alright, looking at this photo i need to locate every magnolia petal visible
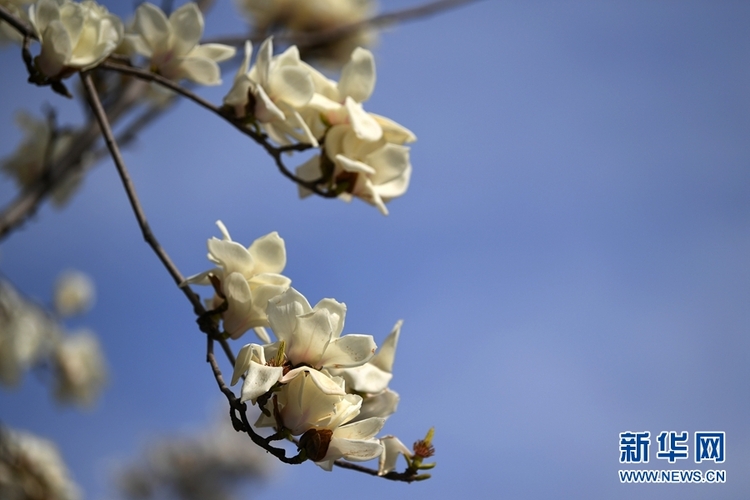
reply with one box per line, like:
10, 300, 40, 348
59, 5, 83, 48
222, 273, 255, 338
231, 343, 255, 386
367, 143, 410, 186
339, 47, 375, 103
235, 40, 252, 78
335, 417, 386, 441
248, 232, 286, 275
371, 320, 401, 373
378, 435, 412, 475
280, 366, 346, 395
371, 113, 417, 144
255, 36, 272, 85
345, 97, 382, 141
190, 43, 236, 62
207, 238, 254, 277
38, 21, 70, 77
267, 288, 311, 338
324, 436, 384, 463
253, 326, 272, 344
269, 66, 314, 108
177, 56, 221, 85
356, 389, 399, 421
333, 362, 392, 394
312, 298, 346, 338
295, 156, 320, 199
134, 2, 170, 55
241, 359, 283, 402
334, 154, 376, 175
375, 163, 411, 201
32, 0, 61, 34
321, 334, 376, 368
169, 2, 203, 57
253, 84, 286, 122
288, 308, 333, 366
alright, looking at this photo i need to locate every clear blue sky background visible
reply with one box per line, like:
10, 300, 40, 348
1, 1, 749, 499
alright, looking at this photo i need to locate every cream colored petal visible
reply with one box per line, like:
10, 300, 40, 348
207, 238, 254, 276
253, 84, 285, 122
248, 231, 286, 275
324, 436, 384, 463
339, 47, 375, 103
287, 308, 333, 366
266, 288, 311, 339
134, 2, 170, 54
280, 366, 346, 395
169, 2, 203, 57
367, 143, 410, 182
38, 21, 71, 77
371, 113, 417, 144
334, 417, 385, 441
269, 66, 314, 108
356, 389, 399, 421
378, 435, 412, 475
345, 97, 381, 141
334, 154, 376, 175
176, 56, 221, 85
321, 334, 376, 369
371, 320, 401, 373
312, 298, 346, 338
253, 326, 271, 344
255, 36, 272, 85
189, 43, 236, 62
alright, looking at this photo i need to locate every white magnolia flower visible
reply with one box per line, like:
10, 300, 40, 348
127, 2, 235, 85
0, 427, 82, 500
0, 281, 60, 386
254, 369, 360, 435
182, 221, 290, 340
266, 287, 376, 370
254, 370, 385, 469
0, 111, 85, 208
297, 122, 413, 215
53, 270, 95, 317
53, 329, 107, 407
224, 38, 317, 146
29, 0, 124, 78
378, 435, 412, 476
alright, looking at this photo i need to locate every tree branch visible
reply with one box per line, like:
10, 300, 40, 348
79, 71, 205, 314
206, 0, 481, 49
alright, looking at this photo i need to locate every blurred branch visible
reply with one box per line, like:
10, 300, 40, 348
79, 72, 206, 316
0, 4, 36, 40
207, 0, 482, 48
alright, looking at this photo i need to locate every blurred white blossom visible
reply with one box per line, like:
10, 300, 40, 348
1, 111, 86, 208
234, 0, 377, 66
127, 2, 235, 85
183, 221, 290, 340
0, 427, 81, 500
28, 0, 124, 78
0, 281, 60, 387
53, 270, 95, 317
117, 416, 273, 500
52, 329, 107, 407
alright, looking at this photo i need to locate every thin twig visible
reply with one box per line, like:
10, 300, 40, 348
206, 0, 481, 49
98, 61, 335, 197
79, 71, 205, 315
0, 4, 36, 41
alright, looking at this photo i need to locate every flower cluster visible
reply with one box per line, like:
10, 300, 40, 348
224, 39, 416, 215
186, 223, 424, 473
17, 0, 235, 85
0, 272, 107, 408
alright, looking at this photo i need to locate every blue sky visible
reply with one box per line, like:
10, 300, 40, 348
1, 1, 749, 499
